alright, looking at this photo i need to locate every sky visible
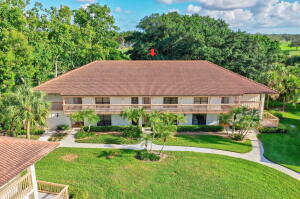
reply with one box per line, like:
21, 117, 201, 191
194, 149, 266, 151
31, 0, 300, 34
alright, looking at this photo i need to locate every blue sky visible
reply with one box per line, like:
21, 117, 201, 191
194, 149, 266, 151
31, 0, 300, 34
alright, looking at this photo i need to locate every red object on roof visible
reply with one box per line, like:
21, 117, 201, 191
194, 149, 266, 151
34, 60, 277, 96
0, 137, 58, 186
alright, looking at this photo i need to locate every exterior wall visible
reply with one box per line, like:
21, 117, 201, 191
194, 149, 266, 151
151, 97, 163, 104
112, 115, 131, 126
82, 97, 95, 104
240, 94, 260, 102
47, 111, 71, 129
179, 97, 193, 104
46, 94, 63, 102
209, 97, 221, 104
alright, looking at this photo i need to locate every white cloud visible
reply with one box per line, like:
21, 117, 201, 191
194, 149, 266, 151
124, 10, 132, 14
76, 0, 95, 3
183, 0, 300, 31
167, 8, 180, 13
115, 7, 122, 12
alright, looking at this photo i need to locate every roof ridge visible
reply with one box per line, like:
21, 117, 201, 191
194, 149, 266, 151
204, 60, 278, 94
34, 61, 99, 91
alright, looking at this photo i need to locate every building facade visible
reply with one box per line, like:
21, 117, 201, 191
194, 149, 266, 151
34, 60, 276, 129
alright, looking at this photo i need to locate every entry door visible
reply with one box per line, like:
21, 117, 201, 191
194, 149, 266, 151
192, 114, 206, 125
142, 97, 151, 109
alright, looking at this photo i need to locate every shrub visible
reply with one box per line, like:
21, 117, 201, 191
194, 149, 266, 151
122, 126, 142, 138
57, 124, 69, 131
83, 126, 127, 132
177, 125, 223, 132
272, 112, 283, 119
75, 130, 95, 139
70, 188, 89, 199
136, 150, 160, 161
18, 129, 45, 135
232, 134, 243, 141
99, 150, 121, 159
48, 133, 67, 141
259, 127, 288, 134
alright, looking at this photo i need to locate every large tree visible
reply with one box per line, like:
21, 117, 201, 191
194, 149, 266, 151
126, 12, 281, 80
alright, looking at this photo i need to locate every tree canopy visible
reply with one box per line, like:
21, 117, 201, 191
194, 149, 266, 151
126, 12, 281, 80
0, 0, 127, 93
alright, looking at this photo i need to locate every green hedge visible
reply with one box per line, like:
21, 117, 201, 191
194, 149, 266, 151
259, 127, 288, 134
57, 124, 70, 131
83, 126, 128, 132
177, 125, 224, 132
18, 129, 45, 135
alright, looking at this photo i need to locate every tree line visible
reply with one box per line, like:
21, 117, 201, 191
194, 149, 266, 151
0, 1, 299, 106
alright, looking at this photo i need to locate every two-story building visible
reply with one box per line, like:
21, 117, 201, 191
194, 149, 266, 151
34, 60, 278, 129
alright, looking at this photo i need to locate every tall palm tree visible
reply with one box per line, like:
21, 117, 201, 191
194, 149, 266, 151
15, 86, 50, 139
121, 107, 146, 126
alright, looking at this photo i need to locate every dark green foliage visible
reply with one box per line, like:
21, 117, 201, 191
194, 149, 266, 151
259, 127, 288, 134
232, 134, 243, 141
126, 12, 281, 79
75, 130, 95, 139
99, 150, 121, 159
83, 126, 127, 132
56, 124, 69, 131
177, 125, 224, 132
122, 126, 142, 138
272, 112, 284, 119
136, 150, 160, 161
18, 129, 45, 135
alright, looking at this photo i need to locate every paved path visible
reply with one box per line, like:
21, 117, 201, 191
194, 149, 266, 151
38, 130, 56, 141
60, 129, 300, 180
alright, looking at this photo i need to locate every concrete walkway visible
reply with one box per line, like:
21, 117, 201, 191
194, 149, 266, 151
60, 129, 300, 181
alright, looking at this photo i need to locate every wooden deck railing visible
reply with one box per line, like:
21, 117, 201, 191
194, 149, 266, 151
0, 173, 33, 199
63, 102, 260, 114
262, 112, 279, 127
37, 180, 69, 199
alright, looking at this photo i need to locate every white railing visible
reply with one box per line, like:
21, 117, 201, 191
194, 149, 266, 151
262, 112, 279, 127
37, 180, 69, 199
0, 173, 33, 199
63, 102, 260, 114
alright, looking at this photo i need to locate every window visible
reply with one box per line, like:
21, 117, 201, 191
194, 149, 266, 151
65, 97, 82, 104
221, 97, 230, 104
97, 115, 111, 126
163, 97, 178, 104
192, 114, 206, 125
194, 97, 208, 104
95, 97, 110, 104
131, 97, 139, 104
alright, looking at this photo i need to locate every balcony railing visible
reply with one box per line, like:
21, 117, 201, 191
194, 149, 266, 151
63, 102, 260, 114
0, 173, 69, 199
262, 112, 279, 127
37, 180, 69, 199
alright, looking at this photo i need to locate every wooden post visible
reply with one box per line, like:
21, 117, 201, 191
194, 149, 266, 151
259, 94, 265, 120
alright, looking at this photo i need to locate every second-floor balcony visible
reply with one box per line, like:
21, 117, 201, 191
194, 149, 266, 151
60, 102, 260, 114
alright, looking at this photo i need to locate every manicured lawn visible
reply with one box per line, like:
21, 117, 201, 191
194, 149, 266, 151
259, 103, 300, 172
154, 135, 252, 153
76, 134, 140, 144
36, 148, 300, 199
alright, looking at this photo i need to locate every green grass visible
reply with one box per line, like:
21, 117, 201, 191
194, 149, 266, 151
259, 102, 300, 172
280, 41, 300, 56
76, 134, 140, 144
154, 135, 252, 153
36, 148, 300, 199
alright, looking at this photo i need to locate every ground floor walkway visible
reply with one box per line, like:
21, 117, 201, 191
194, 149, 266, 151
57, 129, 300, 181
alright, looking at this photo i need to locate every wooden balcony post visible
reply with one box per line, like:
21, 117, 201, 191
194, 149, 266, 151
29, 164, 39, 199
259, 94, 265, 119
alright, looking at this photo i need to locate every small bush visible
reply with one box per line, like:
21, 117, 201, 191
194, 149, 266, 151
122, 126, 142, 138
48, 132, 67, 141
136, 150, 160, 161
259, 127, 288, 134
18, 129, 45, 135
57, 124, 69, 131
232, 134, 243, 141
70, 188, 89, 199
177, 125, 223, 132
83, 126, 127, 132
75, 130, 95, 139
272, 112, 283, 119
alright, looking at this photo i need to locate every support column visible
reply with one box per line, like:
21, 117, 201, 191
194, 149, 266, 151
259, 94, 265, 119
29, 164, 39, 199
138, 96, 143, 126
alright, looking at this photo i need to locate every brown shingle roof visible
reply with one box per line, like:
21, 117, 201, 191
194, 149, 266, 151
34, 60, 277, 96
0, 137, 58, 186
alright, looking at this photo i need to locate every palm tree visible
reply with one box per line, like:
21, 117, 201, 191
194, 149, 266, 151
13, 86, 50, 139
121, 107, 146, 126
83, 109, 99, 132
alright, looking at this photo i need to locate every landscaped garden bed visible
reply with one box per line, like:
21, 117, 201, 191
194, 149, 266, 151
36, 148, 300, 199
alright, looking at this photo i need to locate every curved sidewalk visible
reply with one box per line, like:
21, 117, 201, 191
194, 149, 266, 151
60, 130, 300, 181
